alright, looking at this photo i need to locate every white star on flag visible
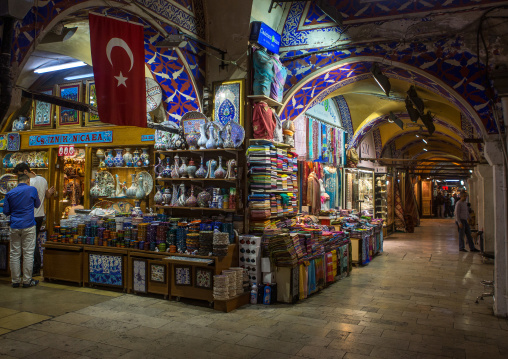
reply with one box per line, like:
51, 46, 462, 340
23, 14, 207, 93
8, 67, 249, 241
115, 71, 128, 87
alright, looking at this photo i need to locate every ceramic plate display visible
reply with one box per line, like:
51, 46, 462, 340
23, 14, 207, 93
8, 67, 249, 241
181, 111, 207, 135
150, 264, 166, 283
91, 200, 114, 210
221, 121, 245, 148
135, 171, 153, 196
0, 174, 18, 195
89, 253, 123, 286
112, 201, 133, 214
146, 77, 162, 112
2, 153, 12, 168
0, 135, 7, 150
7, 133, 20, 151
93, 171, 115, 197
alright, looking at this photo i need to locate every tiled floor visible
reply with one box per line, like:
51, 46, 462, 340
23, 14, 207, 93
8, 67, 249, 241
0, 219, 506, 358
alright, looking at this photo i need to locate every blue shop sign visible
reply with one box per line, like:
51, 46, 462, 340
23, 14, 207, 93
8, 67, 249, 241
250, 21, 281, 54
141, 135, 155, 142
29, 131, 113, 146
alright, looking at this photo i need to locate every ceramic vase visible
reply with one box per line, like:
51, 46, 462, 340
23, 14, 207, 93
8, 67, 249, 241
154, 185, 163, 205
226, 159, 237, 179
216, 129, 224, 149
162, 187, 172, 206
126, 173, 137, 197
154, 158, 163, 179
207, 159, 217, 179
105, 149, 114, 167
178, 157, 188, 178
114, 149, 124, 167
214, 156, 226, 179
197, 190, 211, 208
170, 184, 179, 207
154, 131, 165, 151
195, 156, 207, 178
132, 150, 140, 168
206, 126, 217, 149
135, 176, 145, 199
162, 158, 172, 178
131, 201, 143, 217
186, 133, 200, 150
177, 184, 187, 207
186, 158, 197, 178
171, 155, 180, 178
185, 185, 197, 207
140, 148, 149, 166
223, 124, 235, 148
197, 122, 208, 149
96, 148, 105, 162
123, 148, 133, 167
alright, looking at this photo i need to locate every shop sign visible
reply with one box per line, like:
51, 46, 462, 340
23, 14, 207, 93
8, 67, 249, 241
29, 131, 113, 146
249, 21, 281, 54
141, 135, 154, 142
58, 145, 75, 157
374, 166, 387, 173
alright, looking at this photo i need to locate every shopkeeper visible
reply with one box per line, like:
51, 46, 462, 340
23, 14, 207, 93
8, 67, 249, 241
14, 163, 55, 276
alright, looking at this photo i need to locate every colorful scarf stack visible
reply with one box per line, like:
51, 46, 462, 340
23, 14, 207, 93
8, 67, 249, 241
268, 233, 298, 267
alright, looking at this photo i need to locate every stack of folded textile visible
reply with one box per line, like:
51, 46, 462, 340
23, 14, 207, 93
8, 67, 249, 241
268, 233, 297, 267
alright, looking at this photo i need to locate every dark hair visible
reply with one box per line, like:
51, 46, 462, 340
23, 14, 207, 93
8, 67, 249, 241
14, 162, 30, 174
17, 174, 29, 183
467, 202, 471, 207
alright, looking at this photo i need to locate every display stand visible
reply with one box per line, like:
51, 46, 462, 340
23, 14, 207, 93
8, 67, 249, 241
127, 249, 169, 298
42, 243, 83, 285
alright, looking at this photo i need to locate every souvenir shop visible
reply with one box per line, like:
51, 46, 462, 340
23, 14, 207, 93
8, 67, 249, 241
0, 19, 391, 311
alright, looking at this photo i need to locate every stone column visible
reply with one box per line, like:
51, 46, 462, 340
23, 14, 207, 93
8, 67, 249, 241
475, 164, 494, 253
484, 138, 508, 317
467, 175, 478, 228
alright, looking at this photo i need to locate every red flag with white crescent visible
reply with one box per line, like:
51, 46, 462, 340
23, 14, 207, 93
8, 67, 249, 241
89, 13, 146, 127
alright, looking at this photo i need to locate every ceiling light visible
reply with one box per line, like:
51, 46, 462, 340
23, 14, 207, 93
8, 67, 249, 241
370, 63, 391, 97
423, 148, 428, 151
420, 110, 435, 135
461, 180, 464, 185
34, 61, 86, 74
415, 134, 420, 138
405, 97, 420, 123
446, 179, 460, 182
469, 170, 473, 173
64, 73, 94, 81
407, 86, 424, 114
422, 139, 427, 144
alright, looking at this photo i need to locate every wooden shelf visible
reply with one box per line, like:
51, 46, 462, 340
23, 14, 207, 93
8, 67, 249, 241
155, 149, 241, 154
251, 189, 298, 193
156, 205, 236, 212
248, 139, 293, 149
247, 95, 283, 108
100, 166, 150, 170
156, 178, 236, 183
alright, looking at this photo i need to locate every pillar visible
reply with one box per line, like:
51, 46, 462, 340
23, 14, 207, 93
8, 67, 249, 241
475, 164, 494, 253
467, 174, 478, 228
484, 138, 508, 317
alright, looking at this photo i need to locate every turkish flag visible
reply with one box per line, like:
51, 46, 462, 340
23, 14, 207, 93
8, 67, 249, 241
89, 13, 146, 127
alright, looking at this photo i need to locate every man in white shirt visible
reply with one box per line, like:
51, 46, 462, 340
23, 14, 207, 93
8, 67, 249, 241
454, 190, 478, 253
14, 163, 55, 276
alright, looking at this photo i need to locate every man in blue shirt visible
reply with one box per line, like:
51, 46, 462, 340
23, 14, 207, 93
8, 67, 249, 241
3, 174, 41, 287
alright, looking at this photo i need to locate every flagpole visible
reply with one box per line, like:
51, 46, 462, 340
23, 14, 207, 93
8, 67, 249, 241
88, 11, 145, 27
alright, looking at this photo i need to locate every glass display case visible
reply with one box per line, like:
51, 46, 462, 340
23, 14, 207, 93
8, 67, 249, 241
375, 173, 388, 222
344, 169, 374, 216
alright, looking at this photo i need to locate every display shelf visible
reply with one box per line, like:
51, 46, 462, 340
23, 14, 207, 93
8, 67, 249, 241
247, 95, 283, 109
102, 166, 150, 170
155, 149, 241, 154
91, 196, 148, 200
155, 205, 236, 212
248, 138, 291, 148
156, 178, 236, 183
251, 189, 298, 193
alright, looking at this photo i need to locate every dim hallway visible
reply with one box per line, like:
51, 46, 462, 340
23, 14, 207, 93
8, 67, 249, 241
0, 219, 506, 359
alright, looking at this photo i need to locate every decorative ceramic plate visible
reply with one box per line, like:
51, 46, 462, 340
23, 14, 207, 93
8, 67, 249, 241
221, 121, 245, 148
7, 133, 20, 151
146, 78, 162, 112
0, 174, 17, 195
0, 135, 7, 150
92, 200, 114, 210
96, 171, 115, 197
136, 171, 153, 196
20, 153, 29, 164
181, 111, 207, 136
2, 153, 12, 168
112, 201, 133, 214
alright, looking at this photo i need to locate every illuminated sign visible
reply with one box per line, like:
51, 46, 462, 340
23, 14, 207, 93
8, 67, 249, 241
250, 21, 281, 54
29, 131, 113, 146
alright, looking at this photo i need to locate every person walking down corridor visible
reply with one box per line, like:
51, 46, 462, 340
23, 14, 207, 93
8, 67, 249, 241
455, 190, 478, 253
3, 174, 41, 287
435, 192, 445, 218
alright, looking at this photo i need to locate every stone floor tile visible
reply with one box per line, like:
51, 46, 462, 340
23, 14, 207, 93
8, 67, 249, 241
237, 334, 304, 355
370, 346, 421, 359
23, 347, 83, 359
3, 328, 47, 342
297, 345, 346, 359
52, 312, 94, 325
0, 338, 47, 358
76, 342, 130, 359
0, 312, 50, 330
212, 343, 261, 359
346, 332, 410, 350
342, 353, 371, 359
325, 322, 365, 333
30, 333, 96, 354
0, 328, 10, 336
0, 308, 18, 319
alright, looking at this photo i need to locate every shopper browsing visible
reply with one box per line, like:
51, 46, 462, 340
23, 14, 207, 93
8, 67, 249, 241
455, 190, 479, 253
14, 163, 55, 276
3, 174, 41, 287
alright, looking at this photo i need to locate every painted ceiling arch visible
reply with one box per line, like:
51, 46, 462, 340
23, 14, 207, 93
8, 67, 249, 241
7, 0, 205, 123
410, 150, 466, 163
280, 43, 494, 134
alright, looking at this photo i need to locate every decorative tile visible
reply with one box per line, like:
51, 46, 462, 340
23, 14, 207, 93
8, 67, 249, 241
7, 133, 20, 151
150, 263, 166, 284
89, 254, 123, 287
214, 81, 241, 126
133, 259, 147, 293
175, 266, 191, 286
195, 267, 213, 289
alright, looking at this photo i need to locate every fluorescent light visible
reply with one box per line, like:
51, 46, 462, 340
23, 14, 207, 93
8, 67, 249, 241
422, 139, 427, 144
446, 179, 460, 182
469, 170, 473, 173
461, 180, 464, 185
34, 61, 86, 74
64, 73, 94, 81
423, 148, 428, 151
415, 134, 420, 138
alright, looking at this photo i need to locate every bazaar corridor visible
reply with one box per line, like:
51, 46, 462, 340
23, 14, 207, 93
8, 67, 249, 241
0, 219, 506, 359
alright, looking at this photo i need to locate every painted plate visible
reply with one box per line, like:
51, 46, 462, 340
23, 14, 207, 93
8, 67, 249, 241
92, 200, 114, 210
112, 201, 133, 214
7, 133, 20, 151
180, 111, 207, 136
136, 171, 153, 196
0, 135, 7, 150
2, 153, 12, 168
146, 77, 162, 112
0, 174, 17, 195
221, 122, 245, 148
